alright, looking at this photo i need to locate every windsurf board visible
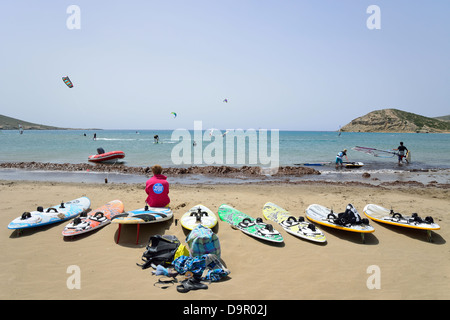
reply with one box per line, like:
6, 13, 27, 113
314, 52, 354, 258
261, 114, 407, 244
62, 200, 124, 236
8, 197, 91, 230
180, 204, 218, 230
363, 204, 439, 231
306, 204, 374, 242
406, 150, 411, 163
111, 206, 173, 224
294, 162, 331, 166
263, 202, 326, 243
218, 204, 283, 243
343, 161, 364, 168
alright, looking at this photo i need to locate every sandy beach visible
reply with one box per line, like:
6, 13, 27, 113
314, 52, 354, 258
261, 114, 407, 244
1, 179, 449, 301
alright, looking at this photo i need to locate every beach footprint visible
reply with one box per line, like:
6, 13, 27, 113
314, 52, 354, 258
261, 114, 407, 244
173, 202, 187, 210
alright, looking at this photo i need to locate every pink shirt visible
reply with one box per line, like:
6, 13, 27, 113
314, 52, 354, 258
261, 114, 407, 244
145, 174, 170, 207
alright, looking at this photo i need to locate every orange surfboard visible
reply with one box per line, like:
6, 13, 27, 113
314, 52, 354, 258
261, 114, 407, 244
62, 200, 124, 236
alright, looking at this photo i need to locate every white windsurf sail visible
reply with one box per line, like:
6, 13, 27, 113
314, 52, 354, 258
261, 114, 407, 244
352, 146, 397, 158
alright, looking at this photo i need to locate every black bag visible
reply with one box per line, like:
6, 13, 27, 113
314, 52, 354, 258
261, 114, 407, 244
137, 235, 181, 270
334, 204, 368, 226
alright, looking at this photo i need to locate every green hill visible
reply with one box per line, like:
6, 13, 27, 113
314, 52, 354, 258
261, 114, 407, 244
341, 109, 450, 133
0, 114, 69, 130
0, 114, 101, 130
434, 115, 450, 122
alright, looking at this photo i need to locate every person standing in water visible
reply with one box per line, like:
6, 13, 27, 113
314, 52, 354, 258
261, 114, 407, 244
395, 142, 409, 165
335, 149, 348, 168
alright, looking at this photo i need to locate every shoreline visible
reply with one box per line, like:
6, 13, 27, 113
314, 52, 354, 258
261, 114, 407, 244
1, 161, 449, 188
0, 161, 320, 176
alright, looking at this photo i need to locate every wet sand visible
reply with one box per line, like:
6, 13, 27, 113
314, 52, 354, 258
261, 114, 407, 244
1, 161, 450, 187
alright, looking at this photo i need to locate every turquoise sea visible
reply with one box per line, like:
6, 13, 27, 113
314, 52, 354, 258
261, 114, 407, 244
1, 129, 449, 184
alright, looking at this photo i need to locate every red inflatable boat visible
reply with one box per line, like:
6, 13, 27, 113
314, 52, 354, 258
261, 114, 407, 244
88, 148, 125, 163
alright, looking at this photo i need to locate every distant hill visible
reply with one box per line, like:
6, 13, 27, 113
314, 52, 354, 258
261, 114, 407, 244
0, 114, 98, 130
340, 109, 450, 133
434, 115, 450, 122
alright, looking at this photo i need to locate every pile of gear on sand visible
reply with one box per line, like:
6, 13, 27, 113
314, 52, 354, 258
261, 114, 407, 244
136, 225, 230, 293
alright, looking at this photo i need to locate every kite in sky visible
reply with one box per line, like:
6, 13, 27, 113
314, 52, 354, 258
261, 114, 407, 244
223, 99, 228, 103
62, 76, 73, 88
171, 112, 177, 118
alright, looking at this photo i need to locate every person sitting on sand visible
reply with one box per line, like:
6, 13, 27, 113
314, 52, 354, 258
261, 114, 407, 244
145, 165, 170, 207
335, 149, 348, 168
395, 142, 409, 165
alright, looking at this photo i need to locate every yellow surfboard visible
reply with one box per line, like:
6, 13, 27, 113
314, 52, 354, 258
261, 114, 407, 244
363, 204, 439, 231
364, 204, 439, 242
306, 204, 374, 243
263, 202, 326, 243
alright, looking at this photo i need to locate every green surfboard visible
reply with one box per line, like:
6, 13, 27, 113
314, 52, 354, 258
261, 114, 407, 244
218, 204, 283, 243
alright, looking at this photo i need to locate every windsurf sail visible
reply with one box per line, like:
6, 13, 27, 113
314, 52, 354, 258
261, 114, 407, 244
352, 146, 397, 158
62, 76, 73, 88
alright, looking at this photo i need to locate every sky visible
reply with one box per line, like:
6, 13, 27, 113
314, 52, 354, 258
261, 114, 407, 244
0, 0, 449, 130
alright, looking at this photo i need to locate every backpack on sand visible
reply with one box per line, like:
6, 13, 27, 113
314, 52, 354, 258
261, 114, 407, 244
137, 235, 180, 269
186, 225, 221, 258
